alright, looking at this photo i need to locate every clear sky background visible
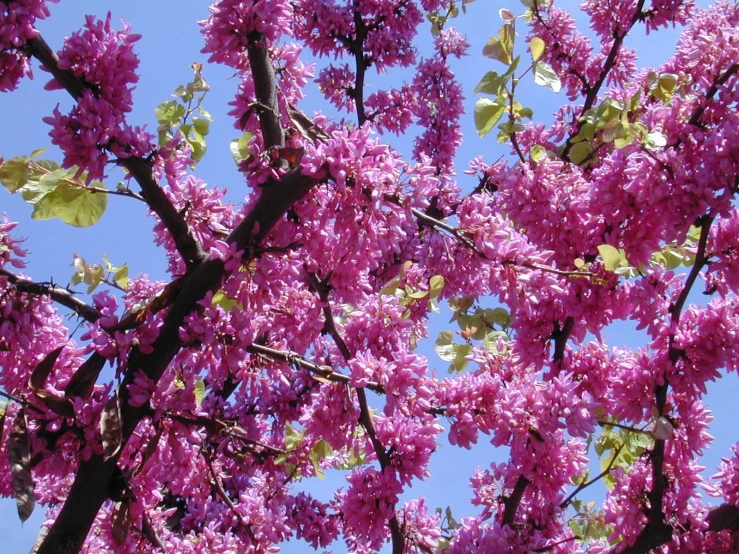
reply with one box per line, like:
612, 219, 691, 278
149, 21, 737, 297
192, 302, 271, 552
1, 1, 737, 552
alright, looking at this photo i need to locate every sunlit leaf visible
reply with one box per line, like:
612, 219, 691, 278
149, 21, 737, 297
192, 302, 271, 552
0, 156, 30, 192
597, 244, 622, 272
570, 141, 593, 166
435, 331, 455, 361
530, 37, 545, 62
193, 379, 205, 407
32, 182, 107, 227
475, 97, 506, 138
533, 61, 561, 92
482, 24, 514, 65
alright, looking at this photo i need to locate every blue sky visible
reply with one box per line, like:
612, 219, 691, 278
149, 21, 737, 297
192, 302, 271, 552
1, 1, 737, 552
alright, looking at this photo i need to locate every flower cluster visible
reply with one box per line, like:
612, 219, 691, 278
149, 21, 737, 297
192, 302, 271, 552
42, 14, 152, 180
0, 0, 58, 90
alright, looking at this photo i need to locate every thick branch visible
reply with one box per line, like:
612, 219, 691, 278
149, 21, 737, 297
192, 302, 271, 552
620, 217, 714, 554
246, 36, 284, 151
33, 38, 319, 553
21, 33, 205, 270
0, 268, 102, 323
350, 6, 368, 127
502, 475, 530, 528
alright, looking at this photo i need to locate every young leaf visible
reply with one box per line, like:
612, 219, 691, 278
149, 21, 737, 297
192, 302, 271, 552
530, 37, 545, 62
9, 410, 35, 522
230, 132, 253, 165
435, 331, 456, 361
113, 264, 129, 289
155, 100, 180, 125
29, 346, 65, 391
530, 144, 547, 162
193, 379, 205, 407
482, 24, 514, 65
0, 156, 30, 192
474, 71, 505, 96
475, 97, 506, 138
111, 499, 131, 547
101, 394, 122, 461
429, 275, 445, 300
597, 245, 622, 272
570, 141, 593, 166
33, 183, 108, 227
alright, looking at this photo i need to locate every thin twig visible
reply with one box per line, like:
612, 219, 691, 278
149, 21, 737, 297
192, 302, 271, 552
27, 161, 145, 201
0, 390, 45, 413
0, 267, 102, 323
560, 443, 624, 508
597, 420, 650, 435
619, 216, 714, 554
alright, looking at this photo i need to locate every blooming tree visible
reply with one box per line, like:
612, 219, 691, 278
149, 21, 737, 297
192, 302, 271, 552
0, 0, 738, 552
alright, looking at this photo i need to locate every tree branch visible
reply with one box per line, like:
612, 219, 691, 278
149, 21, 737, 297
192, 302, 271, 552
620, 216, 714, 554
247, 343, 384, 394
32, 42, 320, 554
307, 271, 404, 554
562, 0, 647, 159
502, 474, 530, 528
560, 443, 624, 509
687, 64, 739, 128
0, 267, 102, 323
246, 34, 284, 151
350, 5, 368, 127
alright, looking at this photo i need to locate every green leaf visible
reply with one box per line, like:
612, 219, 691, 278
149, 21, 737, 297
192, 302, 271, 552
475, 97, 506, 138
474, 71, 505, 96
533, 61, 561, 93
19, 177, 59, 205
230, 132, 253, 165
570, 141, 593, 166
32, 183, 107, 227
485, 307, 511, 328
435, 331, 456, 362
0, 156, 30, 192
530, 37, 545, 62
193, 117, 210, 137
530, 144, 547, 162
186, 129, 207, 163
212, 290, 240, 312
155, 100, 180, 125
451, 344, 472, 373
429, 275, 445, 300
112, 264, 129, 289
597, 244, 622, 272
648, 72, 679, 103
193, 380, 205, 407
482, 24, 514, 65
